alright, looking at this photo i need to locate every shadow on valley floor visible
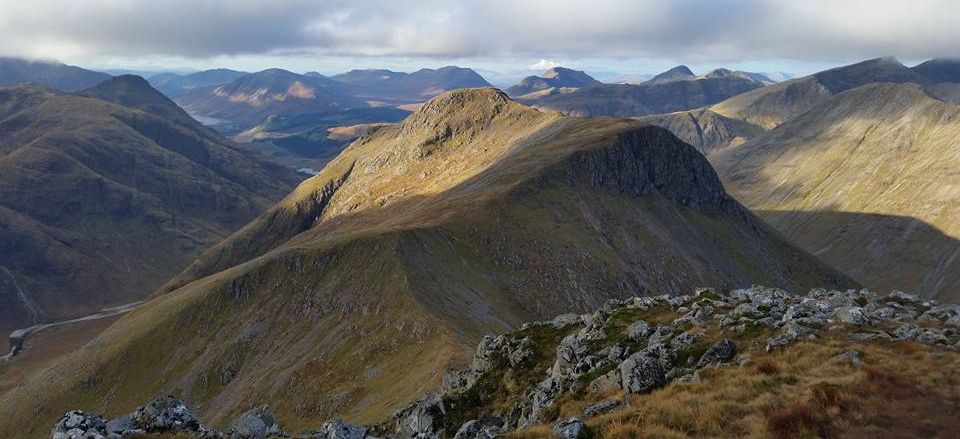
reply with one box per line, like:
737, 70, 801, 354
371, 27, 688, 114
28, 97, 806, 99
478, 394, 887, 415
758, 210, 960, 302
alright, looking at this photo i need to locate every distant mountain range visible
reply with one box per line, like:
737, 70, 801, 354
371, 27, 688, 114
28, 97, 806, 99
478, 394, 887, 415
147, 69, 248, 98
0, 76, 297, 349
0, 57, 110, 91
522, 66, 768, 117
331, 66, 492, 101
175, 68, 367, 125
506, 67, 601, 96
175, 66, 491, 128
640, 57, 960, 300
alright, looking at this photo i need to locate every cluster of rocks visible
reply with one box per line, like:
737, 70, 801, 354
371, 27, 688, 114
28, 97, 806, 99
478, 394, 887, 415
52, 396, 295, 439
53, 395, 218, 439
54, 286, 959, 439
392, 286, 959, 439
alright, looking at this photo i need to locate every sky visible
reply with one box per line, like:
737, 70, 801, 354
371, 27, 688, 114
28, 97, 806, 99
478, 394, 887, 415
1, 0, 957, 84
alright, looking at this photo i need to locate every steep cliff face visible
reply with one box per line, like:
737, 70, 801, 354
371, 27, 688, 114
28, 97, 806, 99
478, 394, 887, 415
0, 89, 853, 437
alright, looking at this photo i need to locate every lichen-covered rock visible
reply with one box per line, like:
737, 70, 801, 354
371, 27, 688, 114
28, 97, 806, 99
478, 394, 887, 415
553, 335, 588, 381
508, 337, 535, 367
766, 322, 815, 352
472, 335, 507, 373
583, 399, 623, 417
306, 419, 368, 439
228, 405, 284, 439
588, 369, 621, 394
452, 417, 501, 439
620, 352, 666, 394
626, 320, 652, 342
105, 415, 144, 438
394, 395, 444, 438
132, 395, 202, 433
696, 339, 737, 367
833, 306, 869, 325
51, 411, 108, 439
553, 418, 587, 439
647, 325, 675, 347
670, 331, 699, 353
518, 377, 560, 427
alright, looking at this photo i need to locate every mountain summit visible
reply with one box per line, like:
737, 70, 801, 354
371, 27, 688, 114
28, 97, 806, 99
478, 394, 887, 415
506, 67, 601, 96
647, 65, 696, 84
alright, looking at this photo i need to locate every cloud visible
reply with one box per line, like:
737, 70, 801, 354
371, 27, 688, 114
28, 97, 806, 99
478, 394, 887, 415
529, 59, 561, 70
1, 0, 958, 64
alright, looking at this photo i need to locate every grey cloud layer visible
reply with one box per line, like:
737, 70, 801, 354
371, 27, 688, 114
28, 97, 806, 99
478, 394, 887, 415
1, 0, 957, 62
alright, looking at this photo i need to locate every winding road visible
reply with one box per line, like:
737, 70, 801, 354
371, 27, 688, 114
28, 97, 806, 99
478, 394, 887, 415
0, 301, 143, 362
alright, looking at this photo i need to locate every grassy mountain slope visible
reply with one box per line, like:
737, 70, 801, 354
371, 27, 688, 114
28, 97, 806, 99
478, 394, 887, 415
0, 76, 297, 348
0, 89, 853, 437
711, 83, 960, 301
0, 57, 111, 92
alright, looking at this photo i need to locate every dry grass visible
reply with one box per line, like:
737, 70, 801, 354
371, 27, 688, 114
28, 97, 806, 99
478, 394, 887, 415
511, 328, 960, 438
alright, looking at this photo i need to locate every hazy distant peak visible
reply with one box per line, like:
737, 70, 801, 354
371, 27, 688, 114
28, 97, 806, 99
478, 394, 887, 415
506, 66, 599, 96
648, 65, 696, 84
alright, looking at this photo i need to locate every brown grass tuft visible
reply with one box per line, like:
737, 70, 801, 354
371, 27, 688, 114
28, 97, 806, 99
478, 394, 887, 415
753, 357, 780, 375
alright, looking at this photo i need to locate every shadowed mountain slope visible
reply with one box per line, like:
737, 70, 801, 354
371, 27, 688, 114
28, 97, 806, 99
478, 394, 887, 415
0, 89, 852, 437
0, 77, 298, 350
712, 83, 960, 301
0, 57, 111, 92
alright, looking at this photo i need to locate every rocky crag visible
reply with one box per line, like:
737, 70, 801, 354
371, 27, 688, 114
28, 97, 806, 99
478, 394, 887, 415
52, 285, 960, 438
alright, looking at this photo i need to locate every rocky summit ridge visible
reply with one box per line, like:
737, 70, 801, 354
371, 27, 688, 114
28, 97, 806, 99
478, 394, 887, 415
51, 285, 960, 438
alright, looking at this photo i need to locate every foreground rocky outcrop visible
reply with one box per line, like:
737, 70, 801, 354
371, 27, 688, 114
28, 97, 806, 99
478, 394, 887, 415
51, 286, 959, 438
